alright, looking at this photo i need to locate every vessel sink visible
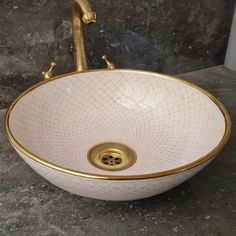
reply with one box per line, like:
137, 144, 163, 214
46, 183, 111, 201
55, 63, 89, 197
6, 70, 231, 201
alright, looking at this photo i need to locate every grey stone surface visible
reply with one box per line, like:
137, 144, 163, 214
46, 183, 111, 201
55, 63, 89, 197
0, 66, 236, 235
0, 0, 235, 109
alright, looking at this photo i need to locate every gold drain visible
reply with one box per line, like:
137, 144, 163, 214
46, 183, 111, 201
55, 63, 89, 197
88, 142, 137, 171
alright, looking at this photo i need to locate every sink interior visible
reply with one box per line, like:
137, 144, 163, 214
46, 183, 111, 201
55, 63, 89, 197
8, 70, 226, 176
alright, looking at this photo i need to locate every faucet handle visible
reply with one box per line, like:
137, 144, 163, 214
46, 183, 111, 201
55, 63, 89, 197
102, 55, 116, 70
42, 62, 57, 80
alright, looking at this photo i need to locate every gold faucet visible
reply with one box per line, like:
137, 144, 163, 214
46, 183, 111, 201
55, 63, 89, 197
72, 0, 96, 72
43, 0, 115, 77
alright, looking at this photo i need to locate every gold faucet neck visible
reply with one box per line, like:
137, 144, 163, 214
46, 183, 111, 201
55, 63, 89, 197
72, 0, 96, 72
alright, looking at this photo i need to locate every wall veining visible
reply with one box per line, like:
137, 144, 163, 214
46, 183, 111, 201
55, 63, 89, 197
0, 0, 235, 108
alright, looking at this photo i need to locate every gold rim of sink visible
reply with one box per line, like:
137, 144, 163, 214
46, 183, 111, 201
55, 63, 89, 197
5, 69, 232, 181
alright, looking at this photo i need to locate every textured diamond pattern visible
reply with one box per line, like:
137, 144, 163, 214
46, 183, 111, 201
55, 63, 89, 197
20, 150, 211, 201
8, 70, 226, 200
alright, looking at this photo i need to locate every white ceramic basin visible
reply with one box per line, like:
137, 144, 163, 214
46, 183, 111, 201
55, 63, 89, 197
6, 70, 231, 201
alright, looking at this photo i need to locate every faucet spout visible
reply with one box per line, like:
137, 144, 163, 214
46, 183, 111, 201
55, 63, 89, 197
72, 0, 96, 72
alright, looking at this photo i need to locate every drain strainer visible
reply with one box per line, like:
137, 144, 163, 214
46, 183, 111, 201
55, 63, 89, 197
88, 142, 137, 171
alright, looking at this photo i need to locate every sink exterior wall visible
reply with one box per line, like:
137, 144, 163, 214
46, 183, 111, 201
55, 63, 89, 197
16, 148, 212, 201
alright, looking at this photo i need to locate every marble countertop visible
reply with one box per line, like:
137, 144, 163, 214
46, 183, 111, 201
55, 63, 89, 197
0, 66, 235, 236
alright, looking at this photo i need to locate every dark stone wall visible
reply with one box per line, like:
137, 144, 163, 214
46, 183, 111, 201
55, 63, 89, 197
0, 0, 235, 107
